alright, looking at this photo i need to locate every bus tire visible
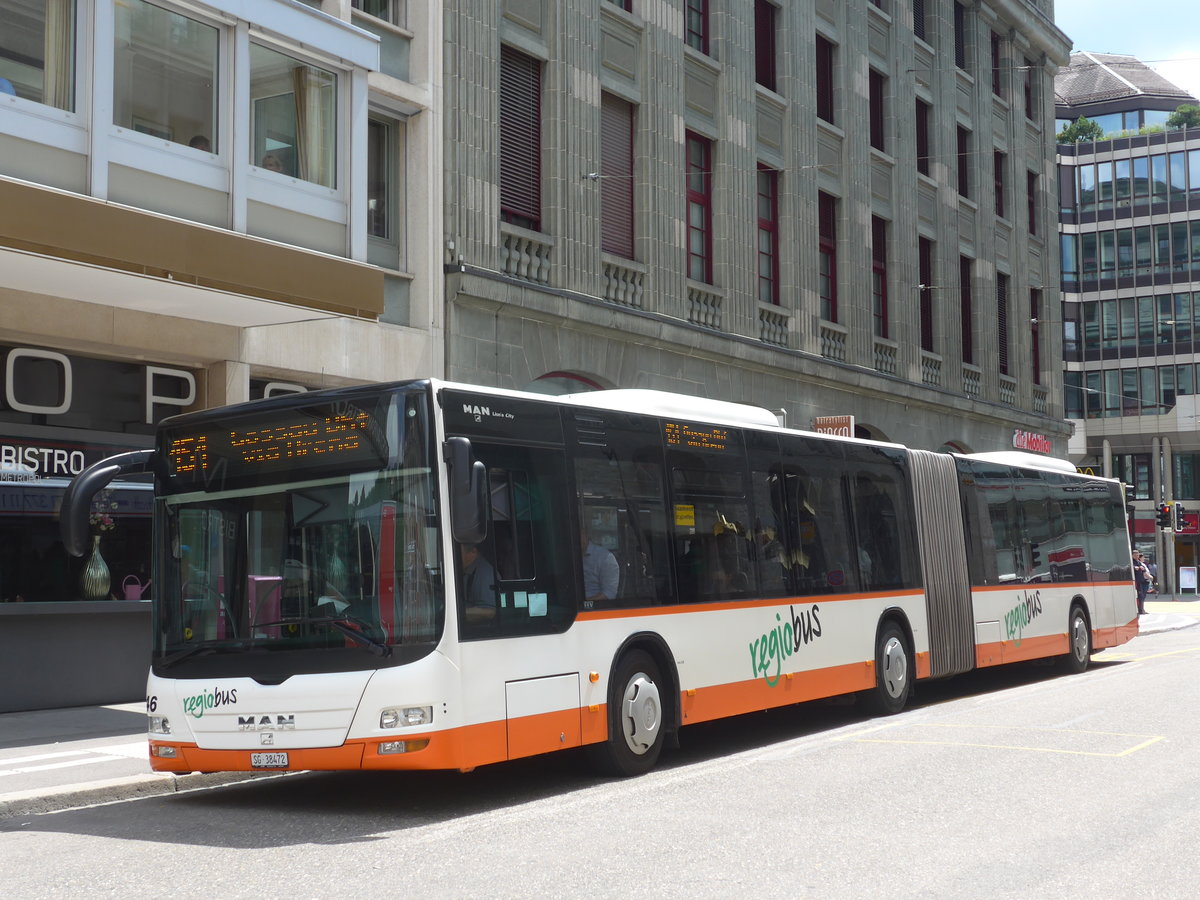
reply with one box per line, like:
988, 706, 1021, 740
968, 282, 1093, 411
1061, 604, 1091, 674
860, 620, 912, 716
588, 649, 665, 777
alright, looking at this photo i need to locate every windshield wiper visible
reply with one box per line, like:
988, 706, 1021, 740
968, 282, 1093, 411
252, 616, 393, 657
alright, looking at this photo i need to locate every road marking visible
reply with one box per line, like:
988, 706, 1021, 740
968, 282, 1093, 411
837, 722, 1164, 758
1097, 645, 1200, 662
0, 743, 149, 777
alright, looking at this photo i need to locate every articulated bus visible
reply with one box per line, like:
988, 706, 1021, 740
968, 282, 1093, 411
60, 379, 1138, 777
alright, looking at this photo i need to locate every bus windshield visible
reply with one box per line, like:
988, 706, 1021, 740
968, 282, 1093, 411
153, 387, 443, 676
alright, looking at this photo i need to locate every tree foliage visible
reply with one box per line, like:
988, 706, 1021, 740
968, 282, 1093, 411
1057, 116, 1105, 143
1167, 104, 1200, 129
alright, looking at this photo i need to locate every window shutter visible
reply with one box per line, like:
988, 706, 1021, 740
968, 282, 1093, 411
500, 46, 541, 229
600, 94, 634, 258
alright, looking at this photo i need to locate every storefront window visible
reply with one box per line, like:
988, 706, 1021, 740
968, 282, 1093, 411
250, 43, 338, 188
0, 484, 150, 603
0, 0, 75, 110
113, 0, 218, 152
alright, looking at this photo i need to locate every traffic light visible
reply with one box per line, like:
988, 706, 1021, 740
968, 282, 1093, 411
1176, 503, 1188, 531
1157, 503, 1172, 528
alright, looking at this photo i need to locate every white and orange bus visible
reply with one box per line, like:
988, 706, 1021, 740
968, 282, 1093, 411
60, 380, 1138, 777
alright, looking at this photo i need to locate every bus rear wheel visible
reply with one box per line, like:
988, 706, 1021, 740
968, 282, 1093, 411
1061, 604, 1091, 674
860, 620, 912, 716
588, 649, 665, 777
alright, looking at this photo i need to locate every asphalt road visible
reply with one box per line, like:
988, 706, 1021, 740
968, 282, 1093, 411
2, 627, 1198, 899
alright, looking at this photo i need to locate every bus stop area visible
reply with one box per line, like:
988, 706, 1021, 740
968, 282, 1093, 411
3, 598, 1198, 821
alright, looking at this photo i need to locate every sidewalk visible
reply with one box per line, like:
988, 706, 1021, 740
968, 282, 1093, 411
0, 702, 274, 819
3, 600, 1198, 819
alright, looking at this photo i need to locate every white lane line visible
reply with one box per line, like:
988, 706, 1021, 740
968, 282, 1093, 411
0, 750, 94, 767
0, 742, 148, 777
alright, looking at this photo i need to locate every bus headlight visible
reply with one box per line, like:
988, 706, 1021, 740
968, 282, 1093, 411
149, 716, 171, 735
380, 706, 433, 729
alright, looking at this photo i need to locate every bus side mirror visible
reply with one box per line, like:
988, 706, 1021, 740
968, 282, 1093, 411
60, 449, 156, 557
443, 437, 489, 545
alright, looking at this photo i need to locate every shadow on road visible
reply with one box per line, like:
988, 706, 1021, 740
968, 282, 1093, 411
0, 654, 1127, 849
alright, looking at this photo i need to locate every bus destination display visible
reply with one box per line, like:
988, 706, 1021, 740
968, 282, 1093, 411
664, 422, 730, 452
163, 401, 388, 489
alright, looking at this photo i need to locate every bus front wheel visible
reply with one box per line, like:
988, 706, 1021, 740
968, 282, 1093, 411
1061, 604, 1091, 674
860, 620, 912, 716
588, 649, 665, 777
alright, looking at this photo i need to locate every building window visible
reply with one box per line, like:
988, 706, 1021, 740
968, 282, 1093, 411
499, 45, 541, 230
755, 1, 777, 92
818, 191, 838, 322
0, 0, 75, 111
686, 0, 709, 55
994, 151, 1007, 219
960, 256, 974, 364
601, 92, 635, 259
916, 99, 931, 176
352, 0, 403, 25
815, 35, 835, 124
990, 31, 1003, 97
114, 0, 218, 153
604, 0, 633, 11
1030, 288, 1042, 385
1023, 56, 1036, 119
366, 114, 404, 269
757, 165, 779, 305
953, 2, 968, 71
919, 237, 935, 352
912, 0, 927, 42
869, 69, 886, 152
686, 132, 713, 284
871, 216, 888, 337
1027, 170, 1039, 236
997, 273, 1010, 376
250, 43, 337, 187
957, 126, 971, 197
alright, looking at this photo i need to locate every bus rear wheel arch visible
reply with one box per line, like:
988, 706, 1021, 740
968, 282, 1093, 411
588, 647, 669, 777
859, 616, 914, 716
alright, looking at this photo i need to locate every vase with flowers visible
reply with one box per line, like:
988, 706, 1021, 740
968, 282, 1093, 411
80, 505, 116, 600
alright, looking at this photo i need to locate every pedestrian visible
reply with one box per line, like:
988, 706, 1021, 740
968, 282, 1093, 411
1132, 550, 1152, 615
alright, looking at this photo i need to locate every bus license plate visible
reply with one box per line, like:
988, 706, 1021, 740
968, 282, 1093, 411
251, 752, 289, 768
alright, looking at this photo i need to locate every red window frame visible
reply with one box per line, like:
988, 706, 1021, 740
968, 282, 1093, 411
755, 1, 777, 92
815, 35, 835, 124
499, 46, 541, 230
686, 132, 713, 284
818, 191, 838, 322
997, 272, 1009, 376
919, 237, 934, 352
957, 126, 971, 197
1030, 288, 1042, 384
869, 69, 886, 152
916, 99, 931, 176
601, 93, 635, 259
991, 31, 1003, 96
960, 256, 974, 365
871, 216, 888, 338
1027, 170, 1039, 236
756, 165, 779, 305
1023, 56, 1036, 119
994, 150, 1006, 219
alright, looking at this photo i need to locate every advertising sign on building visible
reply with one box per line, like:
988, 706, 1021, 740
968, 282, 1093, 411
1012, 429, 1051, 454
812, 415, 854, 437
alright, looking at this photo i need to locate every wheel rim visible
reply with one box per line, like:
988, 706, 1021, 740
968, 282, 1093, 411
1071, 613, 1089, 662
620, 671, 661, 756
881, 635, 908, 699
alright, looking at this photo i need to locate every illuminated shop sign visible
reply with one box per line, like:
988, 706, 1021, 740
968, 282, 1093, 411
1012, 430, 1051, 454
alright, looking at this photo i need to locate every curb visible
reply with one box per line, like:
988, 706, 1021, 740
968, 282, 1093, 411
0, 770, 284, 819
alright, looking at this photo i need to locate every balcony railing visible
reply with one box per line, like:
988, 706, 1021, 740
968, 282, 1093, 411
921, 351, 943, 387
1032, 385, 1048, 414
687, 284, 723, 329
500, 226, 553, 284
602, 258, 645, 309
963, 364, 982, 398
758, 305, 789, 347
819, 320, 847, 362
873, 337, 898, 375
999, 374, 1017, 406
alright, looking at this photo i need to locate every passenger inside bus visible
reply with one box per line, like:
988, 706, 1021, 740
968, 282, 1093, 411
580, 521, 620, 603
460, 542, 497, 623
